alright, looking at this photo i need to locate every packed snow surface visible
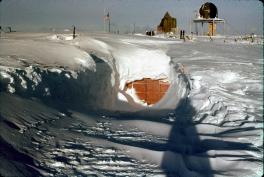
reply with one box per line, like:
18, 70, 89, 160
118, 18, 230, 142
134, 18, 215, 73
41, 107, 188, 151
0, 32, 263, 177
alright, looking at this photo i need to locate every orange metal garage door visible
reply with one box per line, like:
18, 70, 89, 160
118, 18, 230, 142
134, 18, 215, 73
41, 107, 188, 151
125, 78, 170, 105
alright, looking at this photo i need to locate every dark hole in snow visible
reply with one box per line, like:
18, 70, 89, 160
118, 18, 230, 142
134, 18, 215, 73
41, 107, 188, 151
125, 78, 170, 105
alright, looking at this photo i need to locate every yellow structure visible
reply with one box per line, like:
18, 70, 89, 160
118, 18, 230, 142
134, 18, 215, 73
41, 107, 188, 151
157, 12, 177, 33
208, 22, 216, 36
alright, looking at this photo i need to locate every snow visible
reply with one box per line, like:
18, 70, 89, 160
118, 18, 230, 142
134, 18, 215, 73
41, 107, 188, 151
114, 48, 171, 89
0, 32, 262, 177
49, 68, 62, 74
0, 71, 15, 93
0, 38, 96, 71
210, 71, 240, 84
51, 162, 66, 168
48, 34, 74, 41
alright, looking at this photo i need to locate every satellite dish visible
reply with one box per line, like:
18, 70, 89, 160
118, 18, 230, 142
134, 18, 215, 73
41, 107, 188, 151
199, 2, 218, 19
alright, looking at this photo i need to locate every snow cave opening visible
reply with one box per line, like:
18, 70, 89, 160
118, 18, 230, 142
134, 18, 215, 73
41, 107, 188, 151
113, 62, 190, 114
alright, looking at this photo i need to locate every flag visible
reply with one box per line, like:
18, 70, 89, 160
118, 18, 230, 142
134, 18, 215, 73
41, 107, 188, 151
104, 12, 110, 21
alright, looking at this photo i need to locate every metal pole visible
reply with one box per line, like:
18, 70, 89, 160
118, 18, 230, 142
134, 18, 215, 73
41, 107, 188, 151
73, 25, 76, 39
195, 22, 198, 35
0, 0, 2, 37
104, 8, 106, 32
189, 17, 191, 34
201, 22, 204, 36
108, 17, 110, 33
223, 21, 225, 36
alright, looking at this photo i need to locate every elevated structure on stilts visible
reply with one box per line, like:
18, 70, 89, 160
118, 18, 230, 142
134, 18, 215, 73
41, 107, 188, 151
192, 2, 225, 36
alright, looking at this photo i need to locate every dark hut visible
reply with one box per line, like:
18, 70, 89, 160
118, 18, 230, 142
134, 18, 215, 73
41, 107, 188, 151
157, 12, 177, 33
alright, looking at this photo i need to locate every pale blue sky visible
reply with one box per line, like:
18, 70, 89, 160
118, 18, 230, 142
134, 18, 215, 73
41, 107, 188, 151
0, 0, 263, 34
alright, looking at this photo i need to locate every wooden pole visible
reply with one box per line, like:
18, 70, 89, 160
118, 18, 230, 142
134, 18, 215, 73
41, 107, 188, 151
211, 22, 213, 36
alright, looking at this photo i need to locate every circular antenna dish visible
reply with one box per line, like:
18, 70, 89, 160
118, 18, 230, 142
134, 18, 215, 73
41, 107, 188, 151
199, 2, 218, 19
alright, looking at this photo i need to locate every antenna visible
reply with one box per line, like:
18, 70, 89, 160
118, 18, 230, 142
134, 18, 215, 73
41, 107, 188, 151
108, 11, 110, 33
104, 8, 111, 33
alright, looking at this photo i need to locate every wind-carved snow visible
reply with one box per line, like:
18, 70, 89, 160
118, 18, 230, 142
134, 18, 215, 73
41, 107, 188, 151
114, 48, 170, 88
0, 71, 15, 93
0, 39, 96, 71
0, 33, 262, 177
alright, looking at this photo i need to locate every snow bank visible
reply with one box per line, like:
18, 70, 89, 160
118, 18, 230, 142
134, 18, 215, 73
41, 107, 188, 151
0, 39, 95, 71
70, 34, 191, 113
0, 33, 190, 115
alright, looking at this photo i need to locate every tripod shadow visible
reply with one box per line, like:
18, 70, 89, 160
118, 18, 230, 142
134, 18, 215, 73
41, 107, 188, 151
161, 98, 213, 177
161, 96, 259, 177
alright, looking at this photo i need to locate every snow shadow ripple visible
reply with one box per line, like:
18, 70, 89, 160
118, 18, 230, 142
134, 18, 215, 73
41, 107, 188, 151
0, 135, 42, 177
161, 97, 260, 177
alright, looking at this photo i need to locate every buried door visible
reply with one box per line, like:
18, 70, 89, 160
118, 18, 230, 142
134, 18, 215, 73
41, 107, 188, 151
125, 78, 170, 105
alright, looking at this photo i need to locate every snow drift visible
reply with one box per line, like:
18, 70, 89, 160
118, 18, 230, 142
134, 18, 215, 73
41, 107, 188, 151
0, 33, 190, 115
0, 32, 262, 177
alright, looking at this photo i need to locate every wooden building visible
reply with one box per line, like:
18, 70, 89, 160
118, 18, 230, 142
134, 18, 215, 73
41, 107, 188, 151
157, 12, 177, 33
